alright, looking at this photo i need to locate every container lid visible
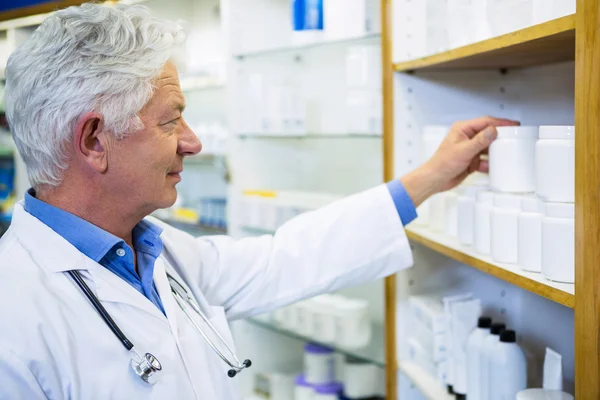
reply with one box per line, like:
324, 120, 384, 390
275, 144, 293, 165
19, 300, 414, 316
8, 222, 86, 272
490, 322, 506, 335
477, 190, 494, 204
295, 375, 312, 387
545, 203, 574, 219
521, 196, 543, 213
304, 343, 334, 354
500, 330, 516, 343
516, 389, 574, 400
464, 172, 490, 186
478, 316, 492, 328
496, 126, 538, 139
313, 382, 343, 394
538, 126, 575, 140
494, 193, 523, 209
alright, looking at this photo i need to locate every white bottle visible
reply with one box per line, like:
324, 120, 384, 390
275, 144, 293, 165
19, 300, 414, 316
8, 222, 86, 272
490, 330, 527, 400
480, 322, 505, 400
466, 316, 492, 400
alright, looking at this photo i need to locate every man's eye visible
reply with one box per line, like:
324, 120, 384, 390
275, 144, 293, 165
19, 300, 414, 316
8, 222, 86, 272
162, 117, 180, 126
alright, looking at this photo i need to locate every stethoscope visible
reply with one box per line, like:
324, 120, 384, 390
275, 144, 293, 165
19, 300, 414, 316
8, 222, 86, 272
67, 269, 251, 385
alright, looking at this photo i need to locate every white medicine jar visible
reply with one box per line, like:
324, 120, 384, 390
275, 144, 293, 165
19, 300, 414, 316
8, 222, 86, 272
491, 194, 523, 264
489, 126, 538, 193
542, 203, 575, 283
474, 191, 495, 255
535, 126, 575, 203
518, 197, 544, 273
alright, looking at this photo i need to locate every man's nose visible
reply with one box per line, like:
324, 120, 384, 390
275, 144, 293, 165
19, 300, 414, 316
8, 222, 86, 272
178, 120, 202, 156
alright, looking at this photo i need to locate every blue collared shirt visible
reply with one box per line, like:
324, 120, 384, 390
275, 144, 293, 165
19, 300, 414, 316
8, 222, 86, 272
24, 190, 166, 315
22, 182, 415, 315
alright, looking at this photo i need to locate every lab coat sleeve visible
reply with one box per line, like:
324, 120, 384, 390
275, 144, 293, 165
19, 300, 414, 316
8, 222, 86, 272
160, 184, 413, 320
0, 345, 47, 400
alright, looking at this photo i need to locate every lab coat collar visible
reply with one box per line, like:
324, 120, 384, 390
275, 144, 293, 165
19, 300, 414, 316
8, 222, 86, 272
12, 202, 171, 325
12, 202, 91, 273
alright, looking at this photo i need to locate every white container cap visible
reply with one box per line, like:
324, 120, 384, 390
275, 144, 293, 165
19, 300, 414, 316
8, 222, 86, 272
521, 196, 544, 213
423, 125, 448, 137
545, 202, 574, 219
496, 126, 539, 139
516, 389, 574, 400
464, 172, 490, 186
494, 193, 523, 209
538, 126, 575, 140
477, 190, 494, 203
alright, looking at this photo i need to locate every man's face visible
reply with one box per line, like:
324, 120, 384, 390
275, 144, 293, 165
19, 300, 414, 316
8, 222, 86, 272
105, 61, 201, 214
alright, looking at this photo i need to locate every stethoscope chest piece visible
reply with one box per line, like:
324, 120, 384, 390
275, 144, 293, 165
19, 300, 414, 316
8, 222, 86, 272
131, 350, 162, 385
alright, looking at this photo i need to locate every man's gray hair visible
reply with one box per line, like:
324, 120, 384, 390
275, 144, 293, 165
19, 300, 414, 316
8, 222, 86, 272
4, 3, 185, 188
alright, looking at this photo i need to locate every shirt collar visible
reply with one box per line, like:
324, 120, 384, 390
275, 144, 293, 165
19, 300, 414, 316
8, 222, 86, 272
24, 189, 163, 262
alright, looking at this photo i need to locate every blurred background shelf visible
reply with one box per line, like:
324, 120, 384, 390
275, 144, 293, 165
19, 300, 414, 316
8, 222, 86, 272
393, 14, 575, 72
237, 133, 382, 139
247, 316, 386, 368
156, 217, 226, 236
0, 146, 12, 157
406, 225, 575, 308
234, 33, 381, 59
398, 361, 453, 400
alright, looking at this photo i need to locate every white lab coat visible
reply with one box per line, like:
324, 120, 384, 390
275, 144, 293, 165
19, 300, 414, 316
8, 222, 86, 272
0, 184, 413, 399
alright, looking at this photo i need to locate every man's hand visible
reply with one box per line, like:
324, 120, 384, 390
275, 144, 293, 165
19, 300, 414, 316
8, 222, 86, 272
401, 116, 520, 207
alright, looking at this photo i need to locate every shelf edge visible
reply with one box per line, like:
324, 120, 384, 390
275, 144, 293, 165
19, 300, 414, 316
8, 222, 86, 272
405, 228, 575, 308
393, 14, 576, 72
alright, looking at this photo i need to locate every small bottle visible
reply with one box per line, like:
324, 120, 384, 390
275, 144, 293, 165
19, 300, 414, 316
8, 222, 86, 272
490, 330, 527, 400
466, 316, 493, 400
480, 322, 506, 400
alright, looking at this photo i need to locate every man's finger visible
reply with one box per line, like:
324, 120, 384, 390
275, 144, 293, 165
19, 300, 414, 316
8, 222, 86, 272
456, 116, 520, 138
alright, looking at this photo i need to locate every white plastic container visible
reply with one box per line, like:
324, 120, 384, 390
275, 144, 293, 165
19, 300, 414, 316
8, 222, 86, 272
466, 316, 492, 400
542, 203, 575, 283
458, 186, 486, 246
481, 323, 506, 400
304, 343, 335, 385
296, 299, 316, 337
491, 194, 523, 264
452, 298, 482, 396
333, 297, 371, 349
429, 193, 447, 232
294, 375, 314, 400
474, 191, 494, 255
519, 197, 544, 272
536, 126, 575, 203
342, 361, 379, 398
445, 190, 459, 237
489, 126, 538, 193
311, 295, 338, 343
489, 330, 527, 400
517, 389, 574, 400
313, 382, 343, 400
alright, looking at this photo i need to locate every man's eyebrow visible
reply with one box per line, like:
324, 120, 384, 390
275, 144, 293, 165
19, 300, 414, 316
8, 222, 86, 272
173, 103, 186, 112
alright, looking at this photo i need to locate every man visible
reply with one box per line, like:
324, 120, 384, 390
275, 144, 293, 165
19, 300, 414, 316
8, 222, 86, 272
0, 3, 517, 399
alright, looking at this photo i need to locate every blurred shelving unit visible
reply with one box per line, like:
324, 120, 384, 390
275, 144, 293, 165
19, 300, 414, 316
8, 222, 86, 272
383, 0, 597, 398
247, 316, 386, 367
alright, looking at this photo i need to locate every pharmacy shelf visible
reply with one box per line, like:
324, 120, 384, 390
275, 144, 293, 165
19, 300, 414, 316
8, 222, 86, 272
183, 153, 225, 165
157, 217, 227, 236
406, 225, 575, 308
398, 361, 453, 400
180, 76, 225, 92
237, 133, 381, 139
233, 33, 380, 59
247, 316, 386, 368
393, 15, 575, 72
0, 146, 13, 157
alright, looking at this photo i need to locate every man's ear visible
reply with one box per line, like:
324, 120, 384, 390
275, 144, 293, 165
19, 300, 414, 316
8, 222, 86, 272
74, 112, 109, 173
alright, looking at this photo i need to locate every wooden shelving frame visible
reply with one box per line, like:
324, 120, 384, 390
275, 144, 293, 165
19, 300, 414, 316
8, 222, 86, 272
382, 0, 597, 398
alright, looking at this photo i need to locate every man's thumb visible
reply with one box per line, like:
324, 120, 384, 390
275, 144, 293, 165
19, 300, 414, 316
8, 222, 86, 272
465, 126, 497, 156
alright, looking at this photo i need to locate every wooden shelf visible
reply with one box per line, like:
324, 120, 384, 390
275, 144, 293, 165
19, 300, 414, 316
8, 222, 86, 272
394, 15, 575, 72
398, 361, 453, 400
406, 225, 575, 308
